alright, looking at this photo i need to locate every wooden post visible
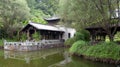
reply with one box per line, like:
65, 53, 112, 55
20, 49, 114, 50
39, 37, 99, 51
27, 30, 30, 40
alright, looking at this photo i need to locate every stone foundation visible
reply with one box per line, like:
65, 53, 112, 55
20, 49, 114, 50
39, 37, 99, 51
4, 40, 64, 51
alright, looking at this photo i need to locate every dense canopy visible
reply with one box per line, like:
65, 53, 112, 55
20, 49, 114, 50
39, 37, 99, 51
0, 0, 59, 39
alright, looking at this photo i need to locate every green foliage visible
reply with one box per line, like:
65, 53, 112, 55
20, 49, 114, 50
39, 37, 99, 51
12, 31, 20, 41
65, 30, 90, 46
70, 40, 88, 53
5, 23, 22, 39
20, 33, 27, 41
59, 0, 119, 27
29, 9, 48, 24
0, 0, 59, 39
26, 0, 59, 25
75, 32, 84, 41
84, 42, 120, 60
0, 29, 8, 39
70, 41, 120, 60
64, 38, 76, 46
59, 0, 120, 41
32, 32, 41, 41
0, 0, 31, 25
31, 17, 47, 24
74, 30, 90, 41
64, 32, 83, 46
22, 17, 47, 25
79, 30, 90, 41
114, 32, 120, 41
27, 0, 59, 17
0, 39, 3, 46
0, 0, 31, 39
35, 0, 59, 16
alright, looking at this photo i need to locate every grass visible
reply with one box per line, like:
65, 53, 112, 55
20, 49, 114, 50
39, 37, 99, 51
70, 40, 120, 60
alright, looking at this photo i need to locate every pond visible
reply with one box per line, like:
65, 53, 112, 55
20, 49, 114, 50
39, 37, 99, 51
0, 48, 119, 67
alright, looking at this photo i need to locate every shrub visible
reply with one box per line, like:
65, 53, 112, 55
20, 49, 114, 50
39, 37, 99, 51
64, 32, 83, 46
65, 29, 90, 46
80, 30, 90, 41
32, 32, 41, 41
74, 32, 85, 41
64, 38, 76, 46
0, 29, 8, 39
74, 30, 90, 41
84, 42, 120, 60
70, 40, 89, 53
13, 31, 20, 41
70, 41, 120, 60
20, 33, 27, 41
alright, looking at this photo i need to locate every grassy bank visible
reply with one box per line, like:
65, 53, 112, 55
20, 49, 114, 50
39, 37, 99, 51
70, 40, 120, 64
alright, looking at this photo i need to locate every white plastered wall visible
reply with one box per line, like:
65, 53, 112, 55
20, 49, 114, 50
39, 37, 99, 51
62, 28, 76, 41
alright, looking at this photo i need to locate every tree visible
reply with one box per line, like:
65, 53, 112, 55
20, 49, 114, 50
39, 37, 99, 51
26, 0, 59, 25
27, 0, 59, 17
0, 0, 31, 25
59, 0, 120, 41
0, 0, 31, 38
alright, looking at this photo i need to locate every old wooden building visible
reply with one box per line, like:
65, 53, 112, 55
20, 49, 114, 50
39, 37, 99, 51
86, 23, 120, 42
4, 17, 76, 51
21, 17, 76, 41
86, 9, 120, 42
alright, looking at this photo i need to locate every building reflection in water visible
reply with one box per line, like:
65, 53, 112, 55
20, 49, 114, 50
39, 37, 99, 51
4, 48, 65, 64
48, 51, 72, 67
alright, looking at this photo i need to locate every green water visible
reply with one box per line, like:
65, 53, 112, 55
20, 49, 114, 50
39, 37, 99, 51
0, 48, 118, 67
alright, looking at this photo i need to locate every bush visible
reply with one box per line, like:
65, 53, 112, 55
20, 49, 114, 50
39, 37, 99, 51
84, 42, 120, 60
0, 29, 8, 39
20, 33, 27, 41
74, 32, 85, 41
32, 32, 41, 41
12, 31, 20, 41
74, 30, 90, 41
80, 30, 90, 41
64, 32, 83, 46
64, 38, 76, 46
70, 41, 120, 60
70, 40, 89, 53
64, 29, 90, 46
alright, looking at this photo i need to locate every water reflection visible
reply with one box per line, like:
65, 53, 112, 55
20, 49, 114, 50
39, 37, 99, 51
48, 51, 72, 67
1, 48, 118, 67
4, 48, 65, 64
